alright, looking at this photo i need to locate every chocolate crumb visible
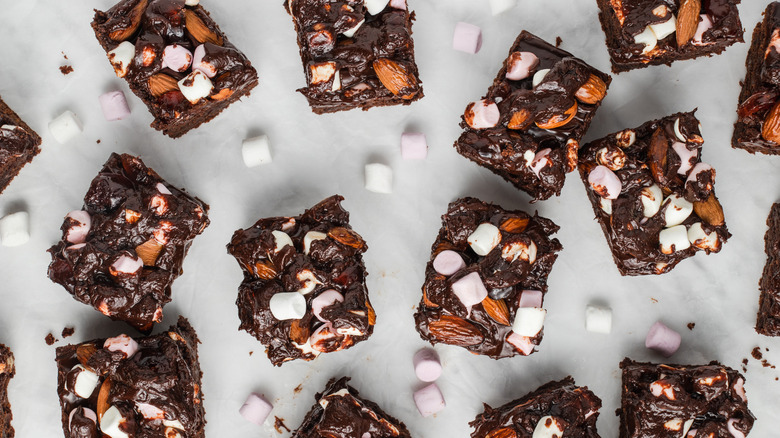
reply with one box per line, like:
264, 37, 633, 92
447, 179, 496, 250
45, 333, 56, 345
59, 65, 74, 75
249, 351, 253, 356
294, 384, 303, 394
687, 322, 695, 330
274, 417, 290, 433
62, 51, 68, 60
61, 327, 75, 338
762, 359, 776, 369
752, 347, 763, 360
96, 139, 101, 144
555, 36, 563, 47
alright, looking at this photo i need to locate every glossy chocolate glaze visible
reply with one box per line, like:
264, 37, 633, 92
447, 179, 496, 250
293, 377, 411, 438
470, 377, 602, 438
55, 317, 205, 438
454, 31, 611, 201
92, 0, 258, 137
619, 359, 754, 438
285, 0, 423, 113
47, 153, 210, 332
578, 112, 730, 276
0, 345, 14, 438
757, 203, 780, 335
414, 197, 562, 359
227, 195, 375, 366
0, 98, 41, 197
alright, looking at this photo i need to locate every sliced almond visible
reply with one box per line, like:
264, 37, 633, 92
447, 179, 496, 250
109, 0, 148, 42
254, 260, 277, 280
76, 343, 97, 366
149, 74, 179, 97
499, 217, 529, 234
136, 239, 163, 266
482, 297, 511, 326
693, 193, 725, 226
184, 9, 224, 46
97, 378, 112, 420
762, 101, 780, 143
575, 75, 607, 105
290, 319, 310, 345
676, 0, 701, 47
328, 227, 367, 250
427, 315, 484, 346
536, 102, 577, 130
372, 58, 420, 100
507, 109, 532, 130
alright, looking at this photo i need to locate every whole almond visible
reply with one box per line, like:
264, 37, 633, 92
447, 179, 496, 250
648, 127, 669, 186
372, 58, 420, 100
328, 227, 367, 250
427, 315, 484, 346
574, 75, 607, 105
500, 217, 529, 234
184, 9, 224, 46
109, 0, 148, 42
365, 300, 377, 326
762, 101, 780, 143
97, 378, 112, 420
482, 297, 511, 326
676, 0, 701, 47
149, 74, 179, 97
693, 193, 725, 226
289, 319, 310, 345
487, 428, 518, 438
254, 260, 277, 280
210, 88, 234, 101
507, 109, 532, 130
535, 102, 577, 130
76, 343, 97, 366
136, 238, 163, 266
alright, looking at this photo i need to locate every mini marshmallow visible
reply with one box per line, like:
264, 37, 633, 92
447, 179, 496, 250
506, 332, 534, 355
672, 142, 697, 175
512, 307, 546, 337
413, 383, 445, 417
269, 292, 306, 320
588, 165, 622, 199
687, 222, 719, 251
49, 110, 83, 144
104, 334, 139, 359
530, 149, 552, 177
311, 289, 344, 322
663, 194, 693, 227
100, 406, 129, 438
111, 255, 143, 275
634, 27, 658, 54
673, 118, 687, 142
489, 0, 517, 16
659, 225, 690, 254
600, 198, 613, 215
331, 70, 341, 91
400, 133, 427, 159
465, 99, 500, 129
413, 348, 442, 382
66, 210, 91, 244
532, 68, 550, 87
686, 162, 713, 184
645, 321, 681, 357
502, 240, 536, 264
453, 22, 482, 54
70, 365, 100, 399
433, 250, 466, 276
523, 149, 535, 166
692, 15, 714, 45
519, 290, 543, 308
585, 305, 612, 334
242, 135, 272, 167
640, 184, 663, 218
135, 403, 164, 420
365, 0, 390, 15
365, 163, 393, 194
450, 272, 488, 311
0, 211, 29, 247
162, 44, 193, 73
342, 19, 365, 38
69, 407, 97, 429
185, 0, 199, 5
467, 223, 501, 256
533, 415, 565, 438
505, 51, 539, 81
107, 41, 135, 78
649, 15, 677, 40
192, 44, 216, 78
156, 183, 172, 195
99, 91, 131, 121
272, 230, 293, 253
178, 70, 213, 104
727, 419, 746, 438
389, 0, 406, 9
297, 269, 322, 294
733, 378, 747, 403
303, 231, 327, 255
239, 393, 273, 426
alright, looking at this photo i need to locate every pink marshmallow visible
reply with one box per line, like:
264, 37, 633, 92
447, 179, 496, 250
645, 321, 681, 357
98, 91, 131, 121
239, 393, 273, 426
192, 44, 217, 78
672, 142, 697, 175
505, 51, 539, 81
465, 99, 500, 129
518, 290, 543, 308
389, 0, 406, 9
162, 44, 193, 72
432, 250, 466, 276
401, 132, 427, 159
727, 418, 746, 438
67, 243, 86, 251
692, 15, 714, 45
311, 289, 344, 322
413, 383, 445, 417
135, 403, 164, 420
588, 165, 622, 200
686, 162, 713, 183
104, 334, 139, 359
453, 22, 482, 54
450, 272, 488, 313
69, 407, 97, 429
111, 255, 143, 275
733, 377, 747, 403
413, 348, 442, 382
65, 210, 91, 244
506, 332, 534, 355
530, 148, 552, 177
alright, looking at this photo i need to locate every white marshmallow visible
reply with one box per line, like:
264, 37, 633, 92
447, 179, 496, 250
156, 183, 172, 195
687, 222, 719, 251
296, 269, 322, 294
304, 231, 327, 255
616, 129, 636, 147
107, 41, 135, 78
523, 150, 535, 166
111, 255, 143, 275
634, 27, 658, 54
506, 332, 534, 355
269, 292, 306, 320
663, 194, 693, 227
533, 415, 565, 438
49, 111, 83, 144
70, 365, 100, 399
673, 142, 697, 175
178, 70, 213, 104
342, 19, 365, 38
162, 419, 184, 430
650, 15, 677, 40
311, 289, 344, 322
242, 135, 272, 167
192, 45, 216, 78
585, 305, 612, 334
185, 0, 199, 5
272, 230, 293, 253
641, 184, 663, 218
683, 419, 694, 436
512, 307, 546, 337
659, 225, 691, 254
364, 0, 389, 15
0, 211, 29, 247
489, 0, 517, 15
532, 68, 550, 87
0, 125, 18, 132
365, 163, 393, 194
673, 118, 687, 142
331, 69, 341, 91
135, 403, 164, 420
502, 240, 536, 264
467, 223, 501, 256
66, 210, 91, 244
600, 198, 613, 215
100, 406, 129, 438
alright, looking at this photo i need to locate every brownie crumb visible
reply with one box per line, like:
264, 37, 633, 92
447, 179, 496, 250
555, 36, 563, 47
61, 327, 75, 338
294, 384, 303, 394
96, 139, 101, 144
742, 358, 749, 372
752, 347, 763, 360
687, 322, 695, 330
59, 65, 73, 75
45, 333, 56, 345
62, 51, 68, 60
248, 351, 253, 356
274, 416, 290, 433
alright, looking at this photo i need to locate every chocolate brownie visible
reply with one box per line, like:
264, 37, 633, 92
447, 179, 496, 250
227, 195, 375, 366
414, 197, 562, 358
47, 153, 210, 332
0, 97, 41, 195
597, 0, 743, 73
55, 317, 204, 438
0, 344, 14, 438
92, 0, 258, 138
757, 202, 780, 336
284, 0, 423, 114
293, 377, 411, 438
578, 111, 729, 276
453, 31, 611, 201
470, 377, 602, 438
618, 358, 754, 438
733, 2, 780, 154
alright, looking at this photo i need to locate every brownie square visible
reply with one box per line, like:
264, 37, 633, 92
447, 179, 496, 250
0, 344, 14, 438
757, 202, 780, 335
0, 97, 41, 195
283, 0, 423, 114
618, 358, 754, 438
91, 0, 258, 138
55, 317, 205, 438
453, 31, 611, 201
578, 111, 729, 276
47, 153, 210, 332
470, 377, 602, 438
733, 2, 780, 154
293, 377, 411, 438
227, 195, 375, 366
413, 197, 563, 358
596, 0, 743, 73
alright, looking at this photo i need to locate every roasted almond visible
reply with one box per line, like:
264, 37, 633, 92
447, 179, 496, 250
184, 9, 224, 46
427, 315, 484, 346
574, 75, 607, 105
210, 88, 234, 101
366, 300, 377, 326
372, 58, 420, 100
97, 378, 112, 420
648, 127, 669, 186
482, 297, 511, 326
290, 319, 310, 345
136, 239, 163, 266
762, 101, 780, 143
109, 0, 148, 42
125, 209, 141, 224
487, 427, 518, 438
254, 260, 278, 280
149, 74, 179, 97
676, 0, 701, 47
499, 217, 529, 234
693, 193, 725, 226
76, 343, 97, 366
507, 109, 532, 130
328, 227, 367, 250
536, 101, 577, 130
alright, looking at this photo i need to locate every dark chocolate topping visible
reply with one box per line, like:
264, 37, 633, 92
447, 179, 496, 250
0, 344, 14, 438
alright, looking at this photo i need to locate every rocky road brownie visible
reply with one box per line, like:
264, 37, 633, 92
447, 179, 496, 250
414, 197, 562, 358
0, 344, 14, 438
454, 31, 611, 201
0, 97, 41, 196
92, 0, 258, 138
284, 0, 423, 113
757, 203, 780, 336
733, 2, 780, 154
618, 358, 754, 438
470, 377, 602, 438
293, 377, 411, 438
578, 111, 729, 276
227, 195, 375, 366
597, 0, 743, 73
48, 153, 209, 332
55, 317, 205, 438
